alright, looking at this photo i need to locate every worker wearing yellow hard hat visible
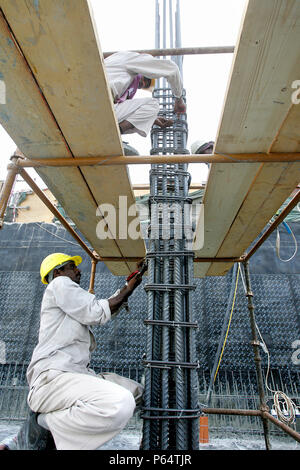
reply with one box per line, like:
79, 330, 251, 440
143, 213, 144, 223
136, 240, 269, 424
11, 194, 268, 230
40, 252, 82, 285
0, 252, 147, 451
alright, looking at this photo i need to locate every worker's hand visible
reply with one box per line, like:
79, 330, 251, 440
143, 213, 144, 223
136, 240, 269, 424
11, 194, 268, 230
136, 258, 145, 271
154, 117, 174, 128
125, 260, 147, 295
127, 272, 143, 292
173, 96, 186, 116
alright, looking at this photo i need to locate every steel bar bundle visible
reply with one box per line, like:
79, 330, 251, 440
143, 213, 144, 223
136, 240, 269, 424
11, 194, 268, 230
141, 88, 200, 449
141, 3, 200, 448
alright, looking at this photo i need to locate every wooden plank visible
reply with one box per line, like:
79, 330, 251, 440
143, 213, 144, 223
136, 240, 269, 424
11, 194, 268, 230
0, 9, 128, 273
207, 162, 300, 276
0, 0, 146, 274
271, 101, 300, 153
215, 0, 300, 154
193, 161, 260, 278
194, 0, 300, 277
208, 103, 300, 276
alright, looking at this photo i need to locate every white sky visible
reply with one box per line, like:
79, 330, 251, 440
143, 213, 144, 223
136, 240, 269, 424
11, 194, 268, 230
0, 0, 248, 190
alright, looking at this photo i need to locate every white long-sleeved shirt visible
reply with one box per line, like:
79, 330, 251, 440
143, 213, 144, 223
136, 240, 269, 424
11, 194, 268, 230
104, 51, 183, 101
26, 276, 112, 388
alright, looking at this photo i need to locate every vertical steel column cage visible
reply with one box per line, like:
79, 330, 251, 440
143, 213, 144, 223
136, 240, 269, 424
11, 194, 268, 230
141, 0, 200, 450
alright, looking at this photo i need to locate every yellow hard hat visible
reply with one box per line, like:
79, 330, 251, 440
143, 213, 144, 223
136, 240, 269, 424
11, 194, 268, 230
40, 253, 82, 285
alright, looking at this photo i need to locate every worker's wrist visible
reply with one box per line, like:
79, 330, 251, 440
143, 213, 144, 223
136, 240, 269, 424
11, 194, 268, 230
124, 282, 134, 294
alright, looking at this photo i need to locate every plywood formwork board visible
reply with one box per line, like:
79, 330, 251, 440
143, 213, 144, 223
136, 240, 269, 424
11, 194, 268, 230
208, 106, 300, 276
194, 0, 300, 277
207, 161, 300, 276
0, 9, 127, 273
0, 0, 146, 274
193, 162, 260, 278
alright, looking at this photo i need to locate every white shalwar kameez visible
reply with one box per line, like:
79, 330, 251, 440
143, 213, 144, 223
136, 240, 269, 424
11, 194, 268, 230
26, 276, 143, 450
104, 51, 183, 136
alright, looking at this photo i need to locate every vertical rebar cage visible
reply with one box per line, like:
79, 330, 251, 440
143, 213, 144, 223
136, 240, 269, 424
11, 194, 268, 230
141, 0, 200, 450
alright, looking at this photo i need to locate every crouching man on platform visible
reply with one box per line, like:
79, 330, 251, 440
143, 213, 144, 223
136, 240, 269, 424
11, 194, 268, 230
0, 253, 145, 450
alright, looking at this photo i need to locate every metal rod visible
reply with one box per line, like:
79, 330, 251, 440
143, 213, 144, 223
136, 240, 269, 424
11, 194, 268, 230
18, 168, 97, 262
203, 407, 262, 417
262, 411, 300, 444
90, 256, 243, 263
8, 152, 300, 169
203, 407, 300, 443
103, 46, 235, 58
242, 260, 271, 451
0, 158, 18, 228
243, 188, 300, 261
88, 258, 98, 294
194, 257, 243, 263
132, 183, 205, 190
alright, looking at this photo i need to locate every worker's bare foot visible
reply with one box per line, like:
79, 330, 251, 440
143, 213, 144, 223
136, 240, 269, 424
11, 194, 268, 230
154, 117, 173, 128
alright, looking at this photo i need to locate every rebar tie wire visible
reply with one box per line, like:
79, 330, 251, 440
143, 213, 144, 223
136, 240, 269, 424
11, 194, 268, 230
144, 283, 196, 291
150, 169, 190, 178
143, 359, 200, 369
144, 319, 198, 328
149, 195, 192, 203
141, 407, 202, 421
146, 250, 195, 258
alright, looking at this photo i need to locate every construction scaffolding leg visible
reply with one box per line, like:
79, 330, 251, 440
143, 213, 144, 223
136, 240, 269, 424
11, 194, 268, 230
242, 260, 271, 450
0, 159, 18, 228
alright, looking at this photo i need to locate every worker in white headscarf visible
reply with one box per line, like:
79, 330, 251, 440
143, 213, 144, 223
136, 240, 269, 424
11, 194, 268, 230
0, 253, 146, 451
104, 51, 186, 139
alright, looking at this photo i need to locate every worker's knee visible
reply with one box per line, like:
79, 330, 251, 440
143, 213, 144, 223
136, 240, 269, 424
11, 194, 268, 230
138, 97, 159, 118
148, 97, 160, 116
109, 389, 136, 430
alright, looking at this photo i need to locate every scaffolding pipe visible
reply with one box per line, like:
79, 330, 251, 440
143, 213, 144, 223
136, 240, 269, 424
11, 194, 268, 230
0, 158, 18, 228
242, 260, 271, 450
132, 183, 205, 190
88, 258, 98, 294
8, 152, 300, 169
103, 46, 235, 58
243, 188, 300, 261
262, 411, 300, 444
202, 407, 300, 444
203, 407, 262, 417
2, 157, 298, 271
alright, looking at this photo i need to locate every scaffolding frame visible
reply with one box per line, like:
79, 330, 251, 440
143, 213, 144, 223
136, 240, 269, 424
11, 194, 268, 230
1, 152, 300, 268
1, 44, 300, 448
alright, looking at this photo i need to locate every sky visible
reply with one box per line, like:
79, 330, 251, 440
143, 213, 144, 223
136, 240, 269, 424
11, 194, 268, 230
0, 0, 248, 190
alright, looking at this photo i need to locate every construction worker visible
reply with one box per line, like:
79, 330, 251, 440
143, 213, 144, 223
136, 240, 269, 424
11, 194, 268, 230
0, 253, 145, 450
104, 51, 186, 141
191, 140, 214, 155
191, 140, 215, 168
